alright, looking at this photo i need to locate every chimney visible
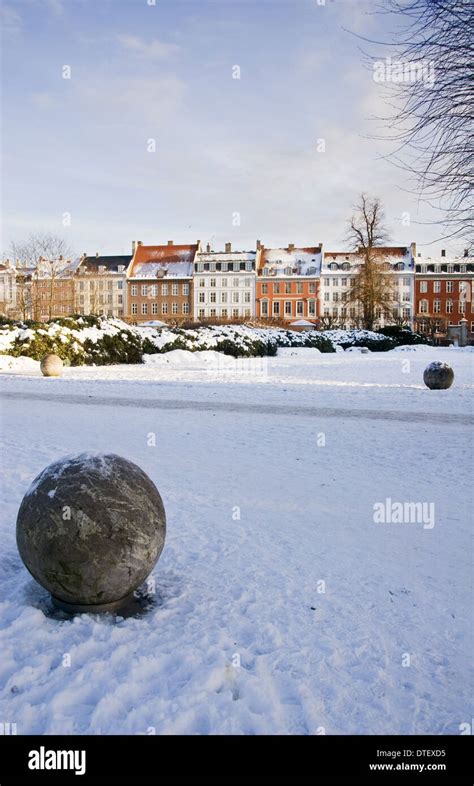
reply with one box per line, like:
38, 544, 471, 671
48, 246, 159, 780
132, 241, 137, 254
206, 243, 211, 253
410, 241, 416, 258
464, 248, 469, 257
441, 249, 446, 257
418, 253, 421, 257
288, 243, 295, 252
256, 239, 261, 250
95, 252, 99, 257
138, 241, 143, 246
83, 252, 87, 259
167, 240, 173, 246
225, 242, 232, 253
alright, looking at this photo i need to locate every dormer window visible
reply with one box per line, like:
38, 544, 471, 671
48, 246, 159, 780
197, 263, 204, 272
210, 262, 216, 272
330, 262, 338, 270
118, 265, 125, 273
397, 262, 404, 270
99, 265, 106, 274
263, 267, 269, 276
284, 267, 292, 275
342, 262, 350, 270
221, 262, 228, 272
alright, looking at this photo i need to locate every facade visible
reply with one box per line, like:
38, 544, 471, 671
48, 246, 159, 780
75, 255, 130, 318
414, 251, 474, 340
256, 244, 322, 322
31, 258, 80, 321
126, 241, 199, 323
0, 262, 17, 317
319, 245, 415, 328
193, 244, 256, 320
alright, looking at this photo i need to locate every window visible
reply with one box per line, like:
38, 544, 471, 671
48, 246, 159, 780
274, 283, 280, 294
108, 281, 113, 290
433, 281, 441, 293
221, 308, 228, 317
285, 282, 292, 294
221, 263, 228, 272
182, 303, 189, 314
182, 283, 189, 295
244, 292, 250, 303
209, 263, 216, 272
330, 262, 338, 270
246, 262, 252, 271
151, 284, 158, 296
297, 301, 304, 315
332, 278, 338, 286
296, 282, 303, 294
446, 281, 453, 293
333, 307, 338, 318
284, 267, 292, 276
220, 292, 227, 303
324, 292, 330, 301
403, 290, 410, 301
210, 292, 216, 303
433, 300, 441, 313
233, 263, 239, 272
403, 276, 411, 286
172, 303, 178, 314
285, 301, 292, 315
221, 278, 228, 288
420, 281, 428, 293
309, 282, 316, 293
117, 281, 123, 290
233, 278, 239, 287
199, 279, 205, 288
172, 283, 178, 296
324, 278, 330, 286
308, 300, 316, 316
210, 278, 216, 287
460, 300, 466, 314
199, 293, 205, 303
324, 307, 330, 316
162, 284, 168, 296
232, 292, 239, 303
332, 292, 338, 302
459, 281, 467, 293
446, 299, 453, 314
162, 303, 168, 315
197, 263, 204, 273
210, 308, 216, 317
403, 306, 411, 318
141, 303, 148, 315
273, 302, 280, 316
232, 308, 239, 317
263, 267, 269, 276
261, 301, 268, 316
131, 303, 137, 315
341, 278, 347, 287
141, 284, 148, 296
198, 308, 205, 318
131, 284, 137, 296
261, 283, 268, 294
419, 299, 429, 313
152, 303, 158, 314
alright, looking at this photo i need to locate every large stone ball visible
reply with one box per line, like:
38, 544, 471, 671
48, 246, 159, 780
40, 354, 63, 377
16, 453, 166, 612
423, 361, 454, 390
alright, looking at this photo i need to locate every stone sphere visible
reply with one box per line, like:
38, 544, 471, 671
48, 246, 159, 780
40, 354, 63, 377
16, 453, 166, 612
423, 361, 454, 390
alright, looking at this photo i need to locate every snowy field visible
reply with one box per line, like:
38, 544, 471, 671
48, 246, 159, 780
0, 346, 472, 735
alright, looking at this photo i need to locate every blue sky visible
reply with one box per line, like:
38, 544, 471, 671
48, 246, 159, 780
0, 0, 460, 258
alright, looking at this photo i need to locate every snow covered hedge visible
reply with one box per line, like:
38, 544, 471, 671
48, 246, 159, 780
0, 316, 427, 365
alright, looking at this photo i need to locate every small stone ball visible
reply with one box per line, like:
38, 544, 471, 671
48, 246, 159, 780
16, 453, 166, 612
423, 361, 454, 390
40, 354, 63, 377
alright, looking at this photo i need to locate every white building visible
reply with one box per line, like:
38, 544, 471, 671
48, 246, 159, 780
319, 245, 415, 328
75, 254, 131, 318
0, 261, 17, 317
194, 243, 256, 320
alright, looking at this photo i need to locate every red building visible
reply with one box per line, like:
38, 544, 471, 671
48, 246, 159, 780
256, 244, 322, 323
414, 252, 474, 341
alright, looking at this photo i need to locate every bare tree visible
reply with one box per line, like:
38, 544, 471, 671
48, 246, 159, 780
346, 194, 396, 330
372, 0, 473, 249
414, 314, 447, 344
11, 233, 73, 321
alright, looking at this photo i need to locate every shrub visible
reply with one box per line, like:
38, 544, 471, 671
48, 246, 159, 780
376, 325, 429, 346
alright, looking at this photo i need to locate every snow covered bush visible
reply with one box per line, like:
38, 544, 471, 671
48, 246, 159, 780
322, 329, 395, 352
376, 325, 429, 346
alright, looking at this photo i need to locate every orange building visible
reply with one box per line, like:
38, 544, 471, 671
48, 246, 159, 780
256, 244, 322, 322
126, 241, 199, 323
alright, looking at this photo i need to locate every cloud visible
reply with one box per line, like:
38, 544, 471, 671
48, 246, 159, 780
115, 34, 180, 60
1, 4, 23, 35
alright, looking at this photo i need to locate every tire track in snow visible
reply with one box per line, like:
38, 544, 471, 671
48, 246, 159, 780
1, 390, 472, 426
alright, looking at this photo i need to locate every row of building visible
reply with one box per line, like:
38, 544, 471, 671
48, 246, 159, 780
0, 239, 473, 339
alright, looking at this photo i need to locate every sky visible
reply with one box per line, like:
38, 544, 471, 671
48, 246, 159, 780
0, 0, 464, 259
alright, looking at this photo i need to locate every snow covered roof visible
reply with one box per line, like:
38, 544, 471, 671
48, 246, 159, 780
196, 251, 256, 263
128, 244, 198, 280
258, 247, 321, 277
322, 246, 413, 272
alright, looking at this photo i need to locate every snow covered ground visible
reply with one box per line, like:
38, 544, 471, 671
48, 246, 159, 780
0, 347, 472, 734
